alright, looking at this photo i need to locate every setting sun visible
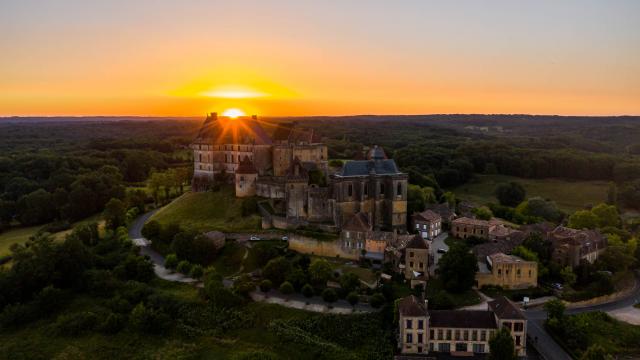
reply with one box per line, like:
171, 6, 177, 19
222, 108, 245, 118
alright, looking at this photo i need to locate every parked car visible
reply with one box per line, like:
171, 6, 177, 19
281, 236, 289, 241
552, 283, 563, 290
437, 248, 447, 254
250, 235, 261, 241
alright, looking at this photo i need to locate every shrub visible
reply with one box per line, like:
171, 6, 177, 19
302, 284, 314, 298
260, 279, 272, 293
164, 254, 178, 269
129, 302, 171, 334
54, 311, 98, 336
190, 264, 204, 279
430, 290, 455, 310
262, 257, 291, 286
347, 292, 359, 306
141, 220, 161, 241
369, 293, 386, 308
279, 281, 294, 295
98, 312, 126, 334
322, 288, 338, 303
176, 260, 192, 275
241, 198, 258, 216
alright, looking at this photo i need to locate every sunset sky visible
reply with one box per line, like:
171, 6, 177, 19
1, 0, 639, 116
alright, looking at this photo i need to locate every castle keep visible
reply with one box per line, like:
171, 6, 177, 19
191, 113, 407, 231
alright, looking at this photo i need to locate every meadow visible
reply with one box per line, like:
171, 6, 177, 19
452, 174, 610, 212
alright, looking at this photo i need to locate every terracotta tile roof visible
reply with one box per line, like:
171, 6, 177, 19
452, 217, 489, 227
398, 295, 427, 317
406, 234, 429, 250
413, 209, 442, 222
429, 310, 497, 329
342, 212, 371, 232
488, 296, 525, 320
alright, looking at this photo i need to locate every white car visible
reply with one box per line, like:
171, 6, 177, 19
281, 236, 289, 241
249, 235, 261, 241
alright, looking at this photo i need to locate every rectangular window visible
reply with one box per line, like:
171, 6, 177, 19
409, 262, 414, 267
480, 330, 486, 341
418, 320, 424, 329
363, 184, 368, 196
406, 319, 412, 329
472, 330, 477, 341
456, 343, 467, 352
514, 322, 523, 332
348, 183, 353, 197
417, 333, 423, 343
406, 333, 413, 343
429, 329, 434, 339
516, 336, 521, 346
416, 224, 420, 229
455, 330, 460, 340
439, 343, 450, 352
473, 344, 485, 353
464, 330, 469, 341
446, 329, 452, 340
438, 329, 443, 340
503, 322, 512, 330
410, 251, 414, 257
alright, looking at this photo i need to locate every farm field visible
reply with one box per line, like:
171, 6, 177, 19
452, 174, 609, 212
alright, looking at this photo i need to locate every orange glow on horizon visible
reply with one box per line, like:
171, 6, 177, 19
222, 108, 245, 118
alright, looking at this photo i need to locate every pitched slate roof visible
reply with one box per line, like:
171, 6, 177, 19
413, 209, 442, 222
406, 234, 429, 250
338, 159, 401, 177
398, 295, 427, 317
236, 156, 258, 174
429, 310, 497, 329
488, 296, 525, 320
342, 212, 371, 232
192, 113, 272, 145
367, 145, 387, 160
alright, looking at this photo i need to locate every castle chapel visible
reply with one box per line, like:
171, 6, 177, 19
191, 112, 407, 231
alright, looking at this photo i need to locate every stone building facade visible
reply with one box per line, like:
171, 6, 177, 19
412, 209, 442, 240
398, 295, 527, 357
191, 114, 407, 232
451, 217, 490, 240
476, 252, 538, 290
548, 226, 607, 268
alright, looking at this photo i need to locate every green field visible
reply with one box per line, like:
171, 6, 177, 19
452, 174, 609, 212
0, 215, 103, 257
149, 188, 261, 233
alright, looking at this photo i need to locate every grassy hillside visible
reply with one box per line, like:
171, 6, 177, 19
452, 174, 609, 212
149, 187, 261, 233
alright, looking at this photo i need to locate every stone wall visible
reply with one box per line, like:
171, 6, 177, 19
288, 234, 359, 260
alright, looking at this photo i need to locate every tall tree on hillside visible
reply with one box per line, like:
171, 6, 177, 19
103, 198, 127, 230
495, 182, 526, 207
488, 328, 516, 360
437, 243, 478, 293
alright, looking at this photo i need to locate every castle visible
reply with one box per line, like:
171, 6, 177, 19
191, 112, 408, 232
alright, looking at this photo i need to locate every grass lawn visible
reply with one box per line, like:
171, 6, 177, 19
149, 187, 261, 233
452, 174, 609, 212
0, 214, 103, 257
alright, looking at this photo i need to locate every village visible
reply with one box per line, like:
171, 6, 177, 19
162, 112, 619, 359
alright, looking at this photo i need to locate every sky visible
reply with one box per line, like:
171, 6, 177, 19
1, 0, 639, 116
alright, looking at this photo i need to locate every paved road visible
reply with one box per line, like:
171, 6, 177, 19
128, 210, 374, 314
429, 231, 449, 276
523, 274, 640, 360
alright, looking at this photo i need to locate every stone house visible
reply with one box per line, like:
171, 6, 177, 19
451, 217, 490, 240
412, 209, 442, 240
476, 253, 538, 290
548, 226, 607, 268
403, 234, 429, 288
397, 295, 527, 357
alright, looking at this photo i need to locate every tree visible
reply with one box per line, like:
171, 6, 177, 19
568, 210, 599, 229
279, 281, 294, 296
606, 182, 617, 206
260, 279, 272, 293
262, 257, 292, 287
309, 259, 332, 287
560, 266, 577, 287
580, 344, 614, 360
591, 203, 619, 228
322, 288, 338, 304
301, 284, 314, 298
189, 264, 204, 279
488, 328, 516, 360
164, 254, 178, 269
203, 269, 239, 309
430, 290, 455, 310
347, 291, 359, 306
103, 198, 127, 230
495, 182, 526, 207
16, 188, 55, 225
437, 243, 478, 293
473, 206, 493, 220
369, 293, 386, 308
339, 272, 360, 293
544, 299, 565, 321
285, 267, 308, 291
176, 260, 192, 274
516, 197, 562, 222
